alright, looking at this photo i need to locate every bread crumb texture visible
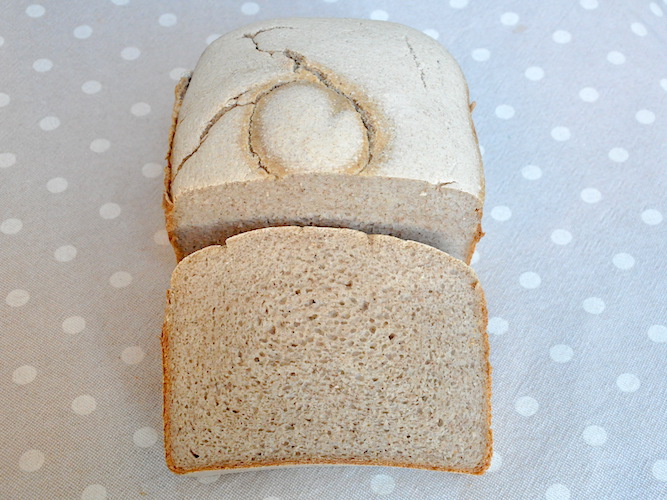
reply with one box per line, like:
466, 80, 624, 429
163, 227, 491, 474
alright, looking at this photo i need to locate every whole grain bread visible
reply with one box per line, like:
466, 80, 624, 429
162, 226, 492, 475
164, 18, 484, 263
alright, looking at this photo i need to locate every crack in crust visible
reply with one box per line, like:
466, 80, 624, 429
405, 37, 427, 90
172, 28, 379, 181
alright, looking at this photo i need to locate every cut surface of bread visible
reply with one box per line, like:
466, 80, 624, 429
164, 18, 484, 263
162, 226, 492, 474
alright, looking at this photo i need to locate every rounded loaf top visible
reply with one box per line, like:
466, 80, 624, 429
169, 18, 483, 199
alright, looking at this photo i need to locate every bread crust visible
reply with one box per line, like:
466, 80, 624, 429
161, 230, 493, 475
163, 75, 191, 262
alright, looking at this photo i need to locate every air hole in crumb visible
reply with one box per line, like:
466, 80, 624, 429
190, 449, 199, 458
388, 334, 395, 340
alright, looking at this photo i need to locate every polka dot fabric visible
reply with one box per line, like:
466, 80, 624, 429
1, 2, 664, 499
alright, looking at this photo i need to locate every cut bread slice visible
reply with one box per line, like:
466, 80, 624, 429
162, 226, 492, 474
164, 18, 484, 263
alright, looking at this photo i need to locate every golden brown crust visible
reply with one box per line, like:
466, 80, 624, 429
474, 279, 493, 474
164, 75, 191, 262
162, 289, 176, 472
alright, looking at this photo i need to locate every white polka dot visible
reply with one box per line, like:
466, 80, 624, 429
6, 289, 30, 307
110, 271, 132, 288
522, 165, 542, 180
525, 66, 544, 81
515, 396, 538, 417
580, 188, 602, 203
583, 297, 605, 314
121, 346, 145, 365
519, 272, 541, 289
153, 229, 170, 245
616, 373, 640, 392
495, 105, 515, 119
650, 2, 664, 17
121, 47, 140, 61
62, 316, 86, 335
471, 48, 490, 62
579, 87, 599, 102
39, 116, 60, 131
545, 484, 570, 500
197, 475, 221, 484
612, 253, 635, 270
12, 365, 37, 385
490, 206, 511, 221
133, 427, 158, 447
580, 0, 598, 8
500, 12, 519, 26
73, 25, 93, 39
82, 80, 102, 94
99, 202, 121, 219
582, 425, 607, 446
46, 177, 68, 193
142, 162, 162, 178
653, 460, 667, 481
0, 152, 16, 168
111, 0, 129, 5
370, 474, 395, 495
470, 250, 479, 265
71, 394, 97, 415
81, 484, 107, 500
641, 209, 663, 225
423, 29, 439, 39
648, 325, 667, 343
551, 126, 571, 141
550, 344, 573, 363
158, 13, 177, 27
32, 58, 53, 72
370, 10, 389, 21
169, 67, 188, 81
449, 0, 468, 8
206, 34, 221, 45
607, 51, 626, 64
488, 317, 508, 335
19, 449, 45, 472
0, 93, 10, 107
631, 22, 648, 36
636, 109, 655, 124
1, 218, 23, 234
26, 4, 45, 17
551, 229, 572, 245
608, 147, 629, 162
131, 102, 151, 116
54, 245, 77, 262
241, 2, 260, 15
552, 30, 572, 43
90, 138, 111, 153
487, 452, 502, 472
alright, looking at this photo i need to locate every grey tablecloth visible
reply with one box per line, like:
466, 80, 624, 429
2, 1, 666, 499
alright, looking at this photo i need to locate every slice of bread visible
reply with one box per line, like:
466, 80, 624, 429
162, 226, 492, 474
163, 18, 484, 263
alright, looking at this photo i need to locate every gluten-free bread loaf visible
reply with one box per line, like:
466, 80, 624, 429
162, 226, 492, 474
164, 18, 484, 262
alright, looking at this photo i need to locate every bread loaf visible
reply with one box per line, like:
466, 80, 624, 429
162, 226, 492, 474
164, 18, 484, 262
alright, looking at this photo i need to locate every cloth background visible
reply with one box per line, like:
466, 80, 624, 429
1, 1, 666, 499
